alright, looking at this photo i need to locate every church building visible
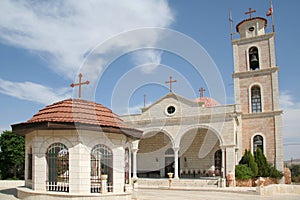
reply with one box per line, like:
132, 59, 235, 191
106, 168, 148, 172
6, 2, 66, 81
11, 7, 283, 200
121, 11, 284, 183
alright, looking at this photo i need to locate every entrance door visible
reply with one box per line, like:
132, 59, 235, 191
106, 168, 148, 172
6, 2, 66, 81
164, 148, 175, 177
164, 157, 174, 177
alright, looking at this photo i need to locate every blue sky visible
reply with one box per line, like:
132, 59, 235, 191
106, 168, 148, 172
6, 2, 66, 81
0, 0, 299, 161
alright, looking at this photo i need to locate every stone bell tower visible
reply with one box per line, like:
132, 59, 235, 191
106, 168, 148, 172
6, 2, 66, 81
232, 9, 283, 171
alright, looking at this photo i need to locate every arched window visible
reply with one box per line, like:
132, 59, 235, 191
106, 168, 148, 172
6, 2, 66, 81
46, 143, 69, 192
249, 47, 260, 70
214, 150, 222, 176
253, 135, 264, 153
251, 86, 262, 113
91, 144, 113, 193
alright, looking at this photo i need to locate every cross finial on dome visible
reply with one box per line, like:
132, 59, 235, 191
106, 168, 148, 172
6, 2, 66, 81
199, 87, 206, 98
70, 73, 90, 98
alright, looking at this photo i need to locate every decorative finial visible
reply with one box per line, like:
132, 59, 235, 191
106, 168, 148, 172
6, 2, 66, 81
70, 73, 90, 98
199, 87, 206, 98
245, 8, 256, 19
165, 76, 177, 93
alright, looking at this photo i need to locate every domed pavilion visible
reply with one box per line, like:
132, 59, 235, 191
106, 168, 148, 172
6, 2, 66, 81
12, 98, 142, 199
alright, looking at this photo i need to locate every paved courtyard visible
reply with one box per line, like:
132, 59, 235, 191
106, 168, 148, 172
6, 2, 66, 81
1, 187, 300, 200
133, 188, 300, 200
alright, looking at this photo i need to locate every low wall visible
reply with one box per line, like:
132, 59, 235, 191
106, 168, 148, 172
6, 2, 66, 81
257, 184, 300, 196
17, 187, 132, 200
0, 180, 25, 188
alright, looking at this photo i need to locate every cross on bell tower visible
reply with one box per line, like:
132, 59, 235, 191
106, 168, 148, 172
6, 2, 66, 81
244, 8, 256, 19
165, 76, 177, 93
70, 73, 90, 98
199, 87, 206, 98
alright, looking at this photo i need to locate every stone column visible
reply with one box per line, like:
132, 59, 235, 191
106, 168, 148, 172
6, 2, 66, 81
221, 148, 226, 179
173, 147, 179, 179
225, 146, 236, 187
132, 149, 138, 179
131, 140, 139, 179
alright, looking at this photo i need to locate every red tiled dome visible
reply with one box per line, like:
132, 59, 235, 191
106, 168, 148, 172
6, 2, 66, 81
194, 97, 220, 107
12, 98, 142, 138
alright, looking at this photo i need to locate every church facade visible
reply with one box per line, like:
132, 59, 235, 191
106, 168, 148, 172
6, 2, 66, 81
121, 15, 284, 182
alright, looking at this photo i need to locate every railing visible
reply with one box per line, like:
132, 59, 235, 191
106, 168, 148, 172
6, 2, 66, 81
46, 181, 69, 192
91, 176, 113, 193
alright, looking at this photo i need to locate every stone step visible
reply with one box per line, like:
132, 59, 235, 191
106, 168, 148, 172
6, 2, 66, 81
137, 178, 219, 189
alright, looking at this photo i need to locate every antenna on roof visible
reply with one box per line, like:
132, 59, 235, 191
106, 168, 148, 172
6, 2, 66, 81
229, 9, 233, 41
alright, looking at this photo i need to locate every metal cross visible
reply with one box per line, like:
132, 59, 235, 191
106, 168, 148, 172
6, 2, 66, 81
199, 87, 206, 98
165, 76, 177, 93
70, 73, 90, 98
245, 8, 256, 19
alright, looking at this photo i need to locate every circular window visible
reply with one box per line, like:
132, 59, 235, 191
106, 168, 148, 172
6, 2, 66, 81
166, 105, 176, 115
248, 26, 255, 32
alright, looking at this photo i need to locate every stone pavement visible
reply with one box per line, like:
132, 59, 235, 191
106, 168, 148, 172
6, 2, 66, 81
133, 188, 300, 200
1, 187, 300, 200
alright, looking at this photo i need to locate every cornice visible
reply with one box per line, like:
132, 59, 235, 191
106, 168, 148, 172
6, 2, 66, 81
232, 67, 279, 78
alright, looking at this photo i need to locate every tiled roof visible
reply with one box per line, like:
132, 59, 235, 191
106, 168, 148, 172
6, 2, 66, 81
194, 97, 220, 107
12, 98, 142, 138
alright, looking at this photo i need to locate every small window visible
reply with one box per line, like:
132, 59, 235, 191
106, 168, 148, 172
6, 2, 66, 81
165, 105, 176, 116
251, 86, 262, 113
167, 106, 175, 114
253, 135, 264, 154
248, 27, 255, 32
249, 47, 259, 70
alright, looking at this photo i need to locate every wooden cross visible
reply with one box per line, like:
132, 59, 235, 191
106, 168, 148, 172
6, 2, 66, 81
199, 87, 206, 98
144, 94, 146, 108
165, 76, 177, 93
70, 73, 90, 98
245, 8, 256, 19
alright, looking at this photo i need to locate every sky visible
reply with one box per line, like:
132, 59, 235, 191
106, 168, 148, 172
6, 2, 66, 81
0, 0, 299, 161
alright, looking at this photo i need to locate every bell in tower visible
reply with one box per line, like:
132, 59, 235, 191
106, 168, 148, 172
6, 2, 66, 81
249, 46, 259, 70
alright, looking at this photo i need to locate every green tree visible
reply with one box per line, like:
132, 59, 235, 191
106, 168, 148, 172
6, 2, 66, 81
239, 149, 258, 177
254, 148, 270, 177
235, 164, 253, 180
0, 130, 25, 179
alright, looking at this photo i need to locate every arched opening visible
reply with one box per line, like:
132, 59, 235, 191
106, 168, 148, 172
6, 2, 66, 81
46, 143, 69, 192
137, 131, 173, 178
249, 46, 259, 70
164, 148, 175, 177
90, 144, 113, 193
251, 85, 262, 113
214, 149, 222, 176
179, 128, 221, 178
253, 135, 264, 154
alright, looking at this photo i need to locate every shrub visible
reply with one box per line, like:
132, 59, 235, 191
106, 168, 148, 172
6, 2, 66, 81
239, 149, 258, 177
235, 164, 253, 180
254, 149, 270, 177
269, 165, 283, 179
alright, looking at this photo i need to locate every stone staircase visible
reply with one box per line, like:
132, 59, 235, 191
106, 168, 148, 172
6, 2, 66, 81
137, 178, 219, 189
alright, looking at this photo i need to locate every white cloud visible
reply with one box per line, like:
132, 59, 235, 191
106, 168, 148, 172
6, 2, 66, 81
131, 50, 163, 74
280, 91, 300, 159
0, 0, 174, 79
0, 78, 71, 105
